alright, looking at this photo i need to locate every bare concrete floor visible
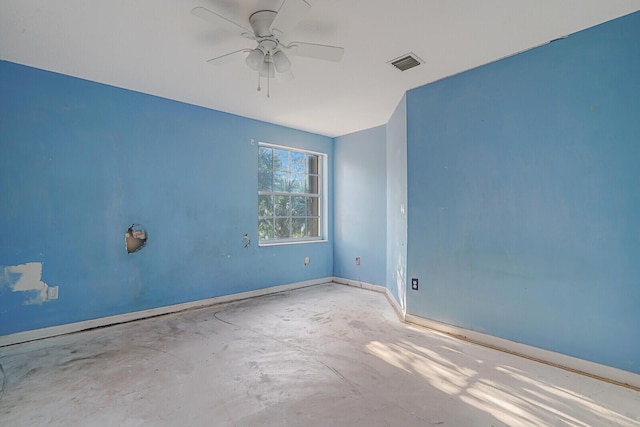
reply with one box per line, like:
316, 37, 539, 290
1, 283, 639, 426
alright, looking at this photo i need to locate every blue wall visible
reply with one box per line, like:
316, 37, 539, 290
334, 126, 386, 285
405, 12, 640, 373
0, 61, 333, 335
386, 96, 408, 308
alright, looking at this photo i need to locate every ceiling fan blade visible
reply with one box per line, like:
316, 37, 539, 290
288, 42, 344, 62
206, 50, 250, 66
191, 7, 252, 37
269, 0, 311, 35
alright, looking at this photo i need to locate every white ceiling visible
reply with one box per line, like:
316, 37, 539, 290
1, 1, 639, 137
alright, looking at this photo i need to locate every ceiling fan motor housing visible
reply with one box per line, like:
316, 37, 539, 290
259, 39, 278, 54
247, 10, 292, 73
250, 10, 278, 38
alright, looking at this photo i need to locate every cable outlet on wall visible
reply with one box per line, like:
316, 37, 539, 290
355, 257, 360, 266
411, 278, 419, 291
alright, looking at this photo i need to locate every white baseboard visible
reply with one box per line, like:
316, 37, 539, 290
331, 276, 386, 293
384, 288, 406, 322
0, 277, 332, 347
405, 313, 640, 390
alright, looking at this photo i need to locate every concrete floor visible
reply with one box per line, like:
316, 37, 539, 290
1, 283, 639, 427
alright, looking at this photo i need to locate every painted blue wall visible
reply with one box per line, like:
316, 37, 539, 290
405, 12, 640, 373
334, 126, 386, 285
0, 61, 333, 335
386, 96, 407, 309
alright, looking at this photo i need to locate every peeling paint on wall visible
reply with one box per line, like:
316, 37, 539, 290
0, 262, 58, 304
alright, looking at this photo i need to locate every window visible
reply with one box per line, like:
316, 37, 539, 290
258, 143, 324, 244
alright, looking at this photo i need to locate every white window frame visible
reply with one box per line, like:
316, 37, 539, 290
258, 142, 327, 246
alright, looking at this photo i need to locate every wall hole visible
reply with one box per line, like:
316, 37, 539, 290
125, 224, 147, 254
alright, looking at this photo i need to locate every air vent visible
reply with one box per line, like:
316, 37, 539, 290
388, 53, 422, 72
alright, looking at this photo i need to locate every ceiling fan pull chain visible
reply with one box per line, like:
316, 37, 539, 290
266, 51, 271, 98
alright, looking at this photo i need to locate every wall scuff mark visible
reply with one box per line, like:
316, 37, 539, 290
125, 225, 147, 254
0, 262, 58, 304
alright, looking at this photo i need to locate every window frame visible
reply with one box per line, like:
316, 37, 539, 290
258, 142, 327, 246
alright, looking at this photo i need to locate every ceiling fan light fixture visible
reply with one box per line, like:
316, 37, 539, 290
272, 49, 291, 73
259, 61, 275, 78
246, 48, 265, 70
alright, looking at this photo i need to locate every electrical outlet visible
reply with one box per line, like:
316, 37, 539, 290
355, 257, 360, 266
47, 286, 59, 300
304, 256, 310, 266
411, 278, 419, 291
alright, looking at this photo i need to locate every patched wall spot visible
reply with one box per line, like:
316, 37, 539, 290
0, 262, 59, 304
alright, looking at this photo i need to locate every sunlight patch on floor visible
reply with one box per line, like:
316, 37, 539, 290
367, 339, 640, 427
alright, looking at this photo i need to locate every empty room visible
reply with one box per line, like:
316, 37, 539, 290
1, 1, 639, 425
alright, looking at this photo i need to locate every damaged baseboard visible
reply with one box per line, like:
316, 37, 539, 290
0, 277, 332, 347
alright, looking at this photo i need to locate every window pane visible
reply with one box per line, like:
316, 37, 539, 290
274, 218, 291, 239
307, 218, 319, 237
258, 195, 273, 217
273, 171, 289, 192
290, 174, 305, 194
308, 196, 320, 216
308, 175, 318, 194
258, 144, 323, 243
291, 196, 307, 216
259, 219, 274, 240
291, 218, 306, 238
289, 151, 305, 173
258, 147, 272, 170
307, 155, 318, 174
274, 195, 289, 217
258, 170, 273, 192
274, 149, 289, 171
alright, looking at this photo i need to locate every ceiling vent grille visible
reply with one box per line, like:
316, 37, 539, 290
388, 53, 422, 71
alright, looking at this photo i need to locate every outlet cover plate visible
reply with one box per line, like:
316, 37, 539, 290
411, 278, 419, 291
47, 286, 59, 300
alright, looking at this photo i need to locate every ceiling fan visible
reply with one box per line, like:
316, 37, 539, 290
192, 0, 344, 96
